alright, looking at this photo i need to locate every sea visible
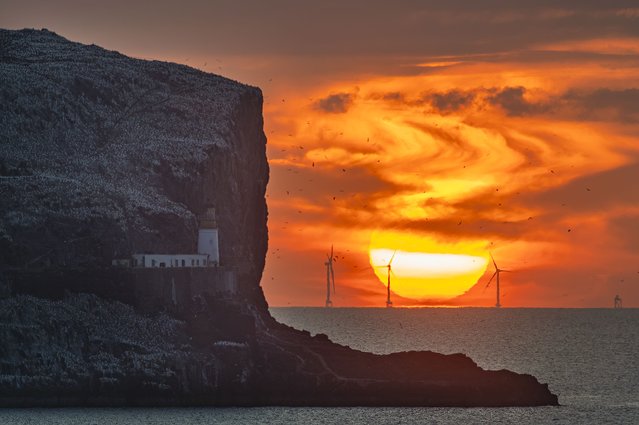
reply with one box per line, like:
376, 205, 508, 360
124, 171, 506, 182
1, 308, 637, 424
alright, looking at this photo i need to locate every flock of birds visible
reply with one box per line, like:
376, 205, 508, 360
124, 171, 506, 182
250, 76, 620, 307
266, 153, 604, 307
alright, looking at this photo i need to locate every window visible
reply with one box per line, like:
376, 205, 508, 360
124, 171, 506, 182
151, 259, 156, 267
181, 259, 185, 267
196, 259, 199, 266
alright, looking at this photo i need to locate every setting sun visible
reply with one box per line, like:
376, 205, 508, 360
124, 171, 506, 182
368, 231, 489, 300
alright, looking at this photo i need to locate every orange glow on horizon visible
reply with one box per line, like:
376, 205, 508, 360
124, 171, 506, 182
261, 43, 639, 307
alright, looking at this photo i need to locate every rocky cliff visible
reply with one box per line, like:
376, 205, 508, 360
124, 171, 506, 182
0, 28, 267, 304
0, 29, 558, 407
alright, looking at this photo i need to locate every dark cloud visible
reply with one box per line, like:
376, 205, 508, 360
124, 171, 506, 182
314, 92, 354, 113
522, 162, 639, 212
268, 160, 419, 225
561, 88, 639, 121
416, 86, 639, 122
487, 86, 535, 115
3, 1, 639, 58
367, 92, 406, 103
404, 120, 478, 152
428, 90, 476, 113
488, 86, 639, 121
270, 157, 402, 201
608, 213, 639, 250
381, 92, 405, 102
389, 216, 529, 241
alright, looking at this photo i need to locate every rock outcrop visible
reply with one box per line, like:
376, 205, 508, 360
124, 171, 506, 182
0, 28, 267, 304
0, 29, 558, 407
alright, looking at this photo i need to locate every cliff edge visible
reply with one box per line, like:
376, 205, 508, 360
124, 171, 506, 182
0, 29, 558, 407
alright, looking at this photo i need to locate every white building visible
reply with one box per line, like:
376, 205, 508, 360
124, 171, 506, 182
131, 254, 209, 268
126, 205, 221, 268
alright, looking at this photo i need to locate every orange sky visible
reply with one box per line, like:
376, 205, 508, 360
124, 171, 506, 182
3, 1, 638, 307
261, 50, 639, 307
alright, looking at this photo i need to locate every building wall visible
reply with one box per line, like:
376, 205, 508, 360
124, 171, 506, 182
6, 266, 238, 316
132, 254, 209, 268
130, 267, 238, 314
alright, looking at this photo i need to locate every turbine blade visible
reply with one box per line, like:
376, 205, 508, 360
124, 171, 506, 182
331, 265, 335, 294
490, 252, 497, 269
484, 271, 497, 290
331, 244, 334, 259
389, 250, 398, 266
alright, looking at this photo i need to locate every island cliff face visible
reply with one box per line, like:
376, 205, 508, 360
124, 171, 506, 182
0, 29, 558, 407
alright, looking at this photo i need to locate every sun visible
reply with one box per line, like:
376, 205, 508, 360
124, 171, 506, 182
368, 231, 489, 300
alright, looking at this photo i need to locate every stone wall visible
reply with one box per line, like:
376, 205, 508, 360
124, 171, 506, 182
5, 266, 237, 316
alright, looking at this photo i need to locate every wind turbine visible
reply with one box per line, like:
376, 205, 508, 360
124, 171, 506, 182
324, 245, 336, 307
484, 253, 511, 308
377, 250, 397, 308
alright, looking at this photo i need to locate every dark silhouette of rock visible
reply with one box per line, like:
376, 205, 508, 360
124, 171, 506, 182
0, 29, 558, 407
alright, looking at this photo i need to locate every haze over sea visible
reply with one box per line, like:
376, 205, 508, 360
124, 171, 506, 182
2, 308, 637, 424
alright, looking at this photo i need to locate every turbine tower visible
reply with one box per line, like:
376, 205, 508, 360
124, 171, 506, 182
485, 253, 511, 308
377, 250, 397, 308
324, 245, 336, 307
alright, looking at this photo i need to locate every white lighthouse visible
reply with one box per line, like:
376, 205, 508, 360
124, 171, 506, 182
197, 206, 220, 266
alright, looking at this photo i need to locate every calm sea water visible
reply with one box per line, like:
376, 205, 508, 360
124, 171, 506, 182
2, 308, 637, 424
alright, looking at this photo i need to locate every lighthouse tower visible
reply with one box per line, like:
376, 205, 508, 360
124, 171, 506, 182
198, 206, 219, 266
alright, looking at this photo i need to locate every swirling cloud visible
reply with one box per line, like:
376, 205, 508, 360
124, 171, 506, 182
262, 52, 639, 306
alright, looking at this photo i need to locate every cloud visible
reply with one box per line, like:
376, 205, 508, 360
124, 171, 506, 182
5, 1, 639, 59
267, 158, 420, 232
522, 162, 639, 212
609, 213, 639, 250
487, 86, 543, 116
389, 216, 529, 241
561, 88, 639, 121
485, 86, 639, 121
404, 85, 639, 122
314, 92, 354, 113
367, 92, 406, 103
427, 90, 476, 113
